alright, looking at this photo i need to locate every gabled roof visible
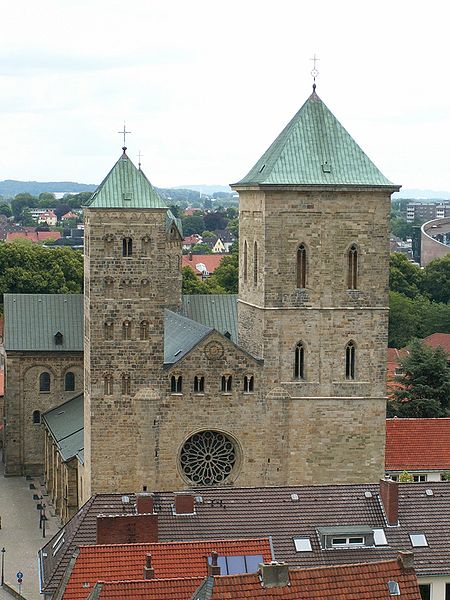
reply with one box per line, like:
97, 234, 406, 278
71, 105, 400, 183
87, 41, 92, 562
85, 150, 167, 210
4, 293, 83, 352
234, 90, 397, 188
386, 418, 450, 471
43, 394, 84, 462
40, 481, 450, 595
421, 333, 450, 357
61, 538, 271, 599
164, 310, 213, 365
181, 254, 226, 277
181, 294, 237, 342
87, 577, 203, 600
196, 559, 421, 600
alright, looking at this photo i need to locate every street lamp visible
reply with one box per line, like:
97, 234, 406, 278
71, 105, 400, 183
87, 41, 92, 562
1, 547, 5, 586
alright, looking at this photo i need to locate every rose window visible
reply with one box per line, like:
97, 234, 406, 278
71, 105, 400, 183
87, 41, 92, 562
179, 431, 237, 485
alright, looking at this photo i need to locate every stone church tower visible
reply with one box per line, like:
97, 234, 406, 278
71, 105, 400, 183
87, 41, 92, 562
233, 88, 399, 482
83, 148, 182, 498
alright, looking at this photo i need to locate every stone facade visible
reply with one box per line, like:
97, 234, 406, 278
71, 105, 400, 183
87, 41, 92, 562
3, 353, 83, 475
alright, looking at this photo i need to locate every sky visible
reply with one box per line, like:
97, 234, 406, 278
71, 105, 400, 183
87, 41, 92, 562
1, 0, 449, 191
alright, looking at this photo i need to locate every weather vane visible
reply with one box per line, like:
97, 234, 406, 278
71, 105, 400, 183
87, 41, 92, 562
118, 122, 131, 149
138, 150, 143, 169
310, 54, 319, 91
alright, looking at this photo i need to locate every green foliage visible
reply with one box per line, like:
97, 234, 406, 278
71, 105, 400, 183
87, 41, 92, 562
389, 253, 423, 298
19, 208, 36, 226
422, 254, 450, 304
390, 217, 414, 241
182, 214, 205, 236
0, 204, 12, 217
398, 470, 414, 483
207, 252, 238, 294
201, 230, 215, 239
192, 243, 212, 254
0, 240, 83, 299
11, 194, 38, 219
204, 210, 227, 231
181, 267, 212, 294
387, 339, 450, 418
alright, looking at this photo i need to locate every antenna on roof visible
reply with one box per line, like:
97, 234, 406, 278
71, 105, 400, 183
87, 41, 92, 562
310, 54, 319, 92
118, 122, 131, 153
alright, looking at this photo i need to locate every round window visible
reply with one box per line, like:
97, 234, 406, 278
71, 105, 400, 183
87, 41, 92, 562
179, 430, 237, 486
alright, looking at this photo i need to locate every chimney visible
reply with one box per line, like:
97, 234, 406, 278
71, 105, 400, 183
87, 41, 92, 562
397, 551, 414, 571
207, 551, 221, 576
260, 562, 290, 588
379, 478, 399, 526
136, 493, 154, 514
174, 493, 195, 515
144, 554, 154, 579
96, 513, 158, 544
189, 251, 193, 261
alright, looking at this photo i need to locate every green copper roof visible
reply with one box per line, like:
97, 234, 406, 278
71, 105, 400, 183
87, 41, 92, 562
234, 90, 396, 187
86, 149, 168, 209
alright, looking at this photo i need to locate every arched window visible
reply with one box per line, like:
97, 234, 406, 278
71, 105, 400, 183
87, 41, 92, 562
122, 374, 130, 395
171, 375, 182, 394
296, 244, 307, 288
104, 322, 114, 340
32, 410, 41, 424
194, 375, 205, 393
243, 240, 248, 283
65, 371, 75, 392
243, 375, 254, 393
104, 375, 113, 395
220, 375, 232, 393
122, 237, 133, 257
122, 320, 131, 340
140, 321, 149, 340
39, 372, 51, 392
345, 341, 356, 380
347, 244, 358, 289
253, 241, 258, 286
294, 342, 305, 380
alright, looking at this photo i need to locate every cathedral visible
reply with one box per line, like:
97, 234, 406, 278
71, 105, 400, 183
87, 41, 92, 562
3, 88, 399, 516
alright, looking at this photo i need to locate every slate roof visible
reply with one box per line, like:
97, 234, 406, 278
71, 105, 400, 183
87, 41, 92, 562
42, 394, 84, 462
164, 310, 213, 365
234, 90, 398, 188
196, 559, 421, 600
181, 295, 237, 342
386, 418, 450, 471
39, 482, 450, 595
3, 293, 83, 352
87, 577, 203, 600
61, 538, 272, 600
85, 150, 168, 210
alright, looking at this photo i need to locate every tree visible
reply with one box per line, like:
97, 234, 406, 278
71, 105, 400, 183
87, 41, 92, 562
204, 210, 227, 231
0, 240, 83, 299
387, 339, 450, 418
208, 252, 238, 293
0, 204, 12, 218
182, 214, 205, 236
389, 253, 423, 298
38, 192, 57, 206
181, 267, 211, 294
422, 254, 450, 304
192, 243, 212, 254
390, 217, 414, 241
11, 193, 37, 219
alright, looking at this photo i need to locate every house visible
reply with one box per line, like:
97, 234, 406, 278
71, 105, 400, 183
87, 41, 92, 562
38, 210, 58, 226
39, 480, 450, 599
54, 537, 272, 599
386, 418, 450, 482
182, 234, 202, 251
6, 229, 62, 243
181, 253, 225, 277
192, 556, 421, 600
60, 211, 79, 221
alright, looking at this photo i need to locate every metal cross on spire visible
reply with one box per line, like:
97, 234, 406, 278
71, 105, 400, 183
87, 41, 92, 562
138, 150, 143, 170
118, 123, 131, 151
310, 54, 319, 91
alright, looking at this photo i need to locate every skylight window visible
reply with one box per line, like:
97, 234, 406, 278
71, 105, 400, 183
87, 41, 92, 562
294, 538, 312, 552
373, 529, 388, 546
388, 581, 400, 596
410, 533, 428, 547
207, 554, 264, 575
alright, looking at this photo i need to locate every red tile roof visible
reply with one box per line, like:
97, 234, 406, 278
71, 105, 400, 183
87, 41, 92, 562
6, 231, 61, 243
386, 417, 450, 470
90, 577, 203, 599
182, 254, 225, 275
207, 559, 421, 599
422, 333, 450, 358
62, 539, 272, 600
